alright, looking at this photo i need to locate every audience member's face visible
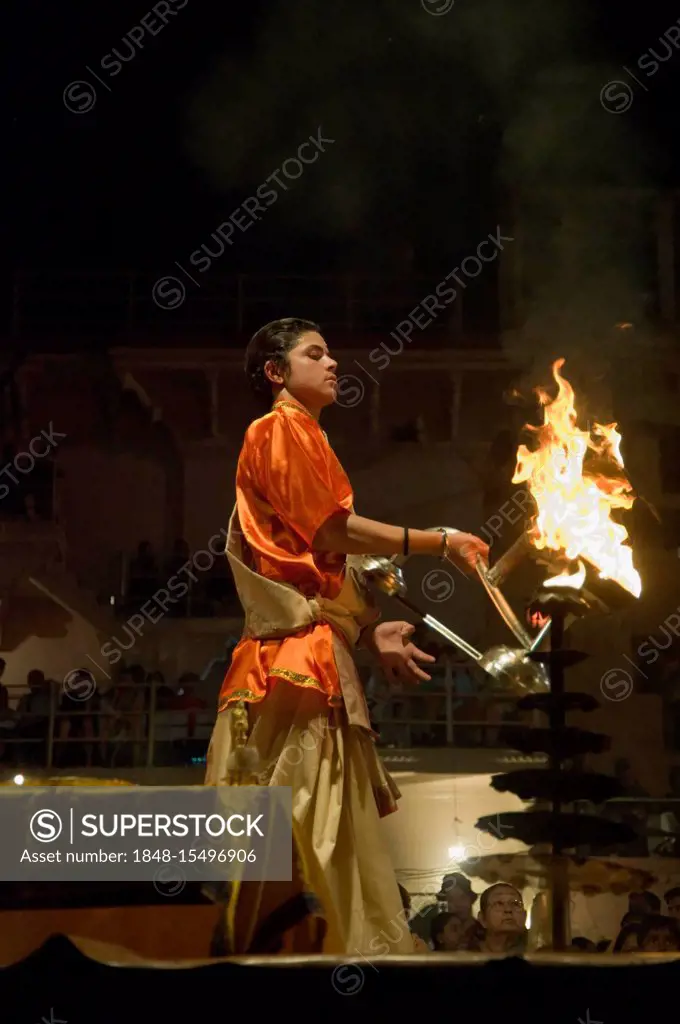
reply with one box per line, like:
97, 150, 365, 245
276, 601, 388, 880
438, 916, 464, 951
642, 927, 679, 952
481, 886, 527, 934
446, 888, 474, 919
667, 897, 680, 921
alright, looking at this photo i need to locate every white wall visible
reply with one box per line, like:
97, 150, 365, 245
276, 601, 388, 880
1, 611, 110, 698
382, 772, 532, 904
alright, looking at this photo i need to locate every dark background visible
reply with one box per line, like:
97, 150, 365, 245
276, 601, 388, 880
10, 0, 680, 287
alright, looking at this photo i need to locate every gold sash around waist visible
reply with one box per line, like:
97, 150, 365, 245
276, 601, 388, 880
225, 505, 378, 729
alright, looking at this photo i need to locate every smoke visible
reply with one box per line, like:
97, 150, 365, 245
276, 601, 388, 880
183, 0, 654, 369
452, 0, 654, 373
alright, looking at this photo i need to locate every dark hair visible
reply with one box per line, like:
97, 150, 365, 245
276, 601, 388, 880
397, 884, 410, 914
571, 936, 596, 952
612, 923, 641, 952
244, 318, 320, 405
665, 887, 680, 905
638, 914, 680, 949
630, 890, 661, 914
479, 883, 522, 915
431, 912, 457, 951
438, 871, 476, 902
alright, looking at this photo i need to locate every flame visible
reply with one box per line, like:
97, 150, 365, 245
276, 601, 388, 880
544, 560, 587, 590
513, 359, 641, 597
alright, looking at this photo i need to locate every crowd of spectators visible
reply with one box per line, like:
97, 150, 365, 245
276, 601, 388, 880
403, 872, 680, 954
610, 891, 680, 953
406, 873, 528, 954
0, 656, 232, 770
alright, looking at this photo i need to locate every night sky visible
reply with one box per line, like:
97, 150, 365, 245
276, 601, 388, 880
9, 0, 680, 300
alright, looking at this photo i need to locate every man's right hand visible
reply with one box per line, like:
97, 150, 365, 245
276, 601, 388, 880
445, 532, 490, 574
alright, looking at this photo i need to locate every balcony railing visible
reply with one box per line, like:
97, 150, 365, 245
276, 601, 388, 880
0, 683, 525, 772
10, 269, 501, 345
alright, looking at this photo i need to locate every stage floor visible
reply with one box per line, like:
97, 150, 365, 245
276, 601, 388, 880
1, 934, 678, 1024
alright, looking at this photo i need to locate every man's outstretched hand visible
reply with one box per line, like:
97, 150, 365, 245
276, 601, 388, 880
445, 532, 490, 574
365, 621, 435, 686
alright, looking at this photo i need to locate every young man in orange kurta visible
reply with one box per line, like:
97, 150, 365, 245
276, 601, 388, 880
206, 318, 488, 955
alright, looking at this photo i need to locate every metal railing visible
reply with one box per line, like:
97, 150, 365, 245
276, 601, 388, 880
10, 269, 501, 343
370, 686, 530, 749
0, 683, 209, 771
0, 682, 525, 771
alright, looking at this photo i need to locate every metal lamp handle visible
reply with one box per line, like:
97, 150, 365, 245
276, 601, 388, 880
475, 555, 534, 650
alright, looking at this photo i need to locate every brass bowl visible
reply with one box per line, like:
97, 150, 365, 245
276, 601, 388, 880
478, 645, 550, 693
350, 555, 407, 597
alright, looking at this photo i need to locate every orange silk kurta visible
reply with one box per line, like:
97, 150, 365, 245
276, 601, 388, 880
218, 399, 354, 713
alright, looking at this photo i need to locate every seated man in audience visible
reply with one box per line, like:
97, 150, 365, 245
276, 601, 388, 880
469, 883, 528, 956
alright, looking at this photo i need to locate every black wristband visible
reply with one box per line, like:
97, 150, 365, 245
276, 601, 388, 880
403, 527, 410, 557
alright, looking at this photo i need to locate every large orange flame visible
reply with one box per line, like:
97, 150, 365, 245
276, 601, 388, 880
513, 359, 641, 597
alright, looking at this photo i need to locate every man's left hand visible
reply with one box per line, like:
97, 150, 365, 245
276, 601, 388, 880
365, 621, 435, 686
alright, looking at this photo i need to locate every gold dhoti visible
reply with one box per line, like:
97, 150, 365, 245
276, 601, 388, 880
204, 508, 412, 956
